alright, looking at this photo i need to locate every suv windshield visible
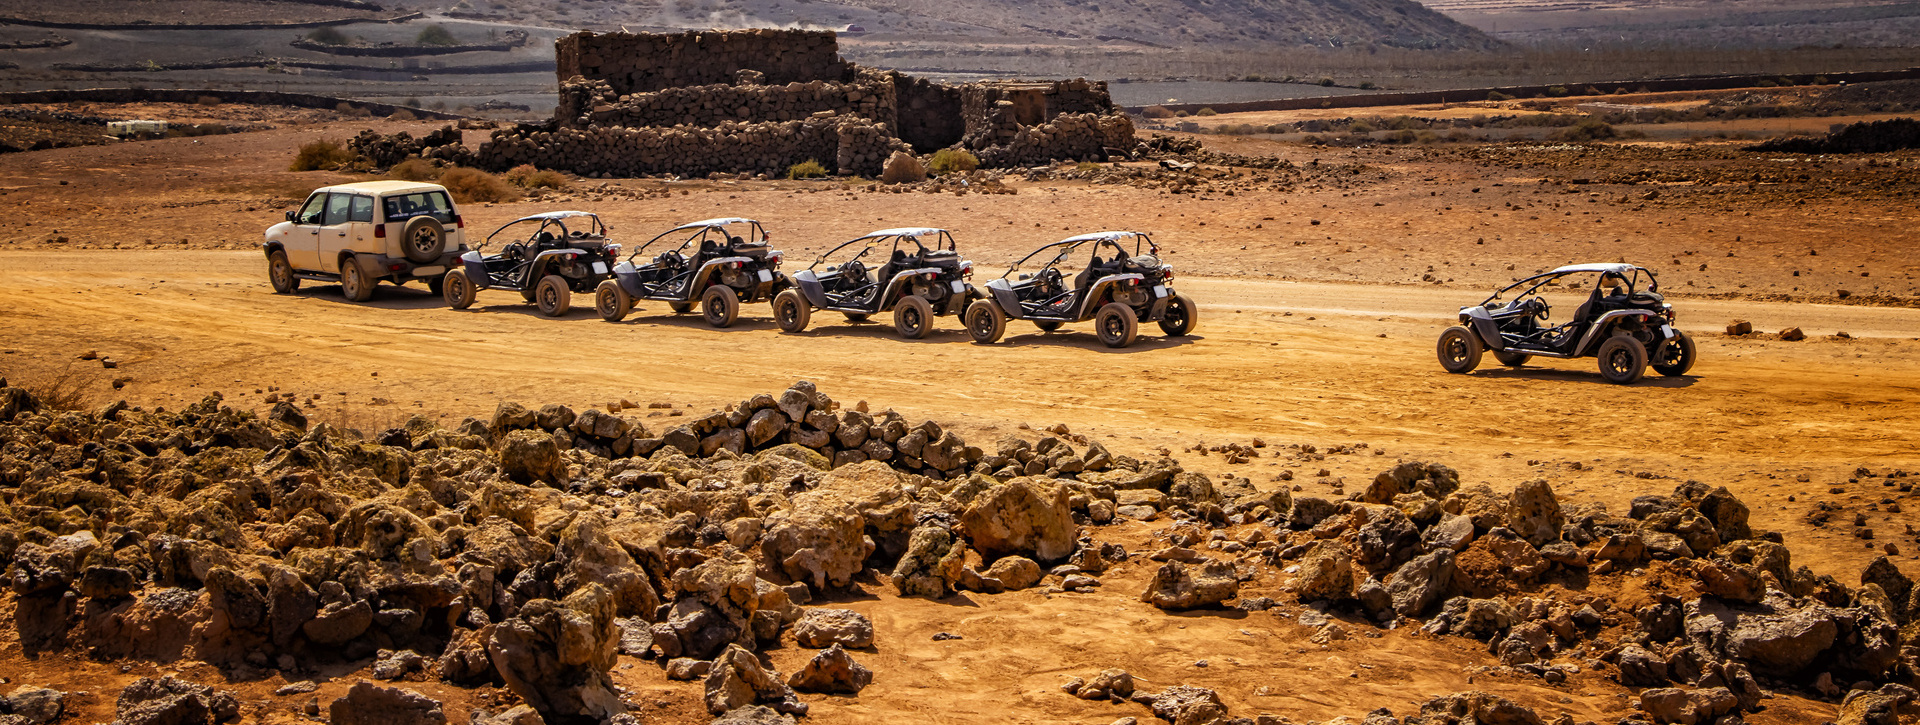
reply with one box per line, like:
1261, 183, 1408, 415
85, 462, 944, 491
382, 191, 455, 223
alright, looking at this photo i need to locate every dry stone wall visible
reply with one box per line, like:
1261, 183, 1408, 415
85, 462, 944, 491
556, 29, 853, 95
473, 115, 910, 179
973, 112, 1139, 167
892, 73, 965, 152
556, 71, 899, 134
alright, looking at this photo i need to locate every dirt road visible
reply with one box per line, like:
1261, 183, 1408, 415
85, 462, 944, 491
6, 248, 1916, 579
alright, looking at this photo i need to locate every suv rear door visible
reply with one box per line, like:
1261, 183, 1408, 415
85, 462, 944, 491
286, 192, 328, 270
316, 193, 369, 272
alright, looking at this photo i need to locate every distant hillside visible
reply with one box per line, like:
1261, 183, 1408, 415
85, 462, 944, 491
413, 0, 1499, 50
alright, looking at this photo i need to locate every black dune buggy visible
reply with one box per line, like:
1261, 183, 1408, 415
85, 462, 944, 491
1437, 263, 1695, 384
968, 230, 1196, 348
443, 211, 618, 316
595, 217, 785, 328
772, 227, 982, 339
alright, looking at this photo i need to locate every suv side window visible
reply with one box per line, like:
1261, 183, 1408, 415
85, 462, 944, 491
297, 193, 328, 224
383, 191, 455, 224
348, 195, 375, 223
324, 194, 353, 226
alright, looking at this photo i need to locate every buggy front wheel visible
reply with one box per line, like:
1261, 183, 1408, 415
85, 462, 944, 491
535, 275, 572, 317
702, 285, 740, 328
1597, 334, 1648, 384
965, 299, 1006, 344
894, 295, 934, 339
443, 269, 477, 310
595, 280, 631, 322
1437, 326, 1482, 374
773, 288, 811, 333
1652, 331, 1696, 377
1095, 302, 1139, 348
1158, 293, 1197, 336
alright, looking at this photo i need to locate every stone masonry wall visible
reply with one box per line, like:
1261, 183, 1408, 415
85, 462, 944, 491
556, 70, 898, 134
555, 29, 852, 95
473, 115, 910, 179
891, 72, 965, 153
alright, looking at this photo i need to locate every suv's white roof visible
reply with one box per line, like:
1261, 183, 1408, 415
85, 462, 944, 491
315, 180, 448, 196
1550, 263, 1640, 275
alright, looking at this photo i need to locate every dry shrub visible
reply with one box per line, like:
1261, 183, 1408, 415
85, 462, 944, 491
1142, 105, 1175, 119
927, 148, 978, 175
521, 169, 569, 190
389, 158, 439, 181
20, 364, 93, 412
786, 159, 828, 179
195, 95, 221, 106
335, 102, 373, 118
289, 139, 354, 171
390, 108, 417, 121
1195, 107, 1219, 117
1555, 119, 1618, 142
438, 167, 521, 202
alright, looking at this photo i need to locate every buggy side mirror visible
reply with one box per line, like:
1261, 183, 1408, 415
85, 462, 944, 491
285, 210, 296, 222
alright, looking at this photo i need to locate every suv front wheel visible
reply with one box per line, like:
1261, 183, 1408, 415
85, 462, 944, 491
268, 250, 299, 294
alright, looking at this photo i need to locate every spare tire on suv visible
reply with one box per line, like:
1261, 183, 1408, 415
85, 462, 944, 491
401, 216, 447, 264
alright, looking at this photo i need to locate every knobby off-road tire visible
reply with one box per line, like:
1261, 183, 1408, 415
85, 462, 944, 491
1437, 326, 1482, 373
340, 258, 374, 302
702, 285, 740, 328
1597, 334, 1648, 384
1493, 350, 1531, 367
268, 250, 299, 294
1095, 302, 1139, 348
669, 301, 693, 314
1034, 319, 1063, 332
443, 269, 477, 310
595, 280, 631, 322
401, 216, 447, 264
772, 289, 811, 333
1158, 293, 1197, 337
535, 275, 571, 317
965, 299, 1006, 344
894, 295, 934, 339
1652, 331, 1696, 377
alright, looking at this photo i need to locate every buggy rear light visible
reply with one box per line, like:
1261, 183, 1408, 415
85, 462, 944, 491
960, 261, 973, 277
374, 223, 386, 238
769, 250, 783, 265
388, 263, 405, 271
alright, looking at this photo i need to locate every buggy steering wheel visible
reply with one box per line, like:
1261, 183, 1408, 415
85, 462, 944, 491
1530, 298, 1550, 321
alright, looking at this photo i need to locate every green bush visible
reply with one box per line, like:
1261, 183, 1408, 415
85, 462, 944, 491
1195, 107, 1218, 117
1173, 110, 1189, 118
306, 27, 349, 45
438, 167, 521, 202
1555, 118, 1618, 142
1349, 120, 1375, 133
289, 140, 354, 171
389, 158, 439, 181
416, 25, 459, 46
1547, 86, 1570, 97
786, 159, 828, 179
1358, 81, 1376, 90
1318, 78, 1335, 87
928, 148, 978, 175
1487, 91, 1512, 102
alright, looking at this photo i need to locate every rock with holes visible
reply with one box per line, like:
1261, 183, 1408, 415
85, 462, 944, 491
791, 608, 874, 649
327, 681, 448, 725
787, 643, 872, 694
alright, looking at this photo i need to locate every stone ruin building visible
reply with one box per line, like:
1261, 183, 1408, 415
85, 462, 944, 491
462, 29, 1139, 179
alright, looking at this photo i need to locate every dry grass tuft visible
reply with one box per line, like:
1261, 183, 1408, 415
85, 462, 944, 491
438, 167, 522, 203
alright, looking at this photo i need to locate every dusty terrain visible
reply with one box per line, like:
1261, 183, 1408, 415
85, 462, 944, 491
2, 113, 1920, 725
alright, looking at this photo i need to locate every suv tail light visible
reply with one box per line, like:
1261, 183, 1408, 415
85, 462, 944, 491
453, 214, 464, 229
374, 223, 386, 238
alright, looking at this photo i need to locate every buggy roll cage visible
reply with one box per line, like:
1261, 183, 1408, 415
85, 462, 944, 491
626, 217, 768, 262
482, 211, 607, 250
1001, 230, 1159, 280
806, 228, 956, 272
1480, 263, 1660, 309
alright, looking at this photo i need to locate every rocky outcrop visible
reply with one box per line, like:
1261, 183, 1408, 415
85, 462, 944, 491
959, 478, 1077, 562
327, 681, 447, 725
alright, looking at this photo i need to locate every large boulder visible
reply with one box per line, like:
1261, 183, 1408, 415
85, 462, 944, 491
959, 478, 1077, 562
787, 643, 873, 694
1289, 541, 1355, 603
485, 584, 624, 723
1134, 686, 1228, 725
761, 490, 875, 591
499, 430, 562, 485
1415, 692, 1542, 725
791, 608, 874, 649
1140, 559, 1239, 610
1357, 461, 1459, 504
891, 524, 967, 598
1504, 479, 1563, 548
4, 687, 66, 725
327, 681, 447, 725
113, 677, 240, 725
1385, 550, 1455, 617
1637, 688, 1740, 725
1838, 684, 1920, 725
705, 644, 800, 716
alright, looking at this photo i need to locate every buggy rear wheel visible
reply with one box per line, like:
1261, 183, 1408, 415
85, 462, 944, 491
773, 288, 811, 333
668, 301, 693, 314
1597, 334, 1648, 384
1158, 293, 1197, 336
965, 299, 1006, 344
1034, 319, 1063, 332
444, 269, 477, 310
1652, 331, 1696, 377
1493, 350, 1531, 367
535, 275, 571, 317
843, 312, 870, 323
894, 295, 934, 339
268, 250, 299, 294
1437, 326, 1482, 373
1095, 302, 1139, 348
702, 285, 740, 328
595, 279, 631, 322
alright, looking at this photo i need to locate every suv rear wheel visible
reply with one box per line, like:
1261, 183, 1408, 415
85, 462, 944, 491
268, 250, 299, 294
535, 275, 572, 317
340, 258, 375, 302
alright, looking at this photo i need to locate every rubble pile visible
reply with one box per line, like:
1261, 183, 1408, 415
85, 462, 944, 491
1, 378, 1911, 725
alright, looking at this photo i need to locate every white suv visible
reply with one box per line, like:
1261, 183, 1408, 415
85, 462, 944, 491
263, 180, 471, 301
